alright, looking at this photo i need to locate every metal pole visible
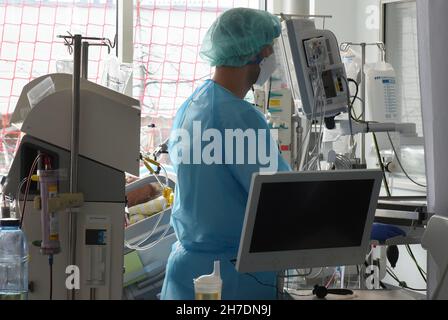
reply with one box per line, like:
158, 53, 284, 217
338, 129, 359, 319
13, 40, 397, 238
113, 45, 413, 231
81, 42, 89, 79
118, 0, 134, 97
361, 43, 366, 165
281, 0, 310, 15
68, 34, 82, 300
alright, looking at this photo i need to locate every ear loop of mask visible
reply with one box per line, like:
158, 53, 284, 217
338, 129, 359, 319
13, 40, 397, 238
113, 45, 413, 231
247, 54, 264, 65
247, 54, 262, 94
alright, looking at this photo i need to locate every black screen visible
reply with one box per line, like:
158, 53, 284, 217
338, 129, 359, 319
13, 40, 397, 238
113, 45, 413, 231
322, 69, 337, 98
249, 179, 375, 253
85, 229, 107, 246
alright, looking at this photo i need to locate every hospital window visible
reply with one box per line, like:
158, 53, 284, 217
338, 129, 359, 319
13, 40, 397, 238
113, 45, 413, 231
134, 0, 261, 166
0, 0, 117, 175
381, 0, 426, 195
0, 0, 261, 176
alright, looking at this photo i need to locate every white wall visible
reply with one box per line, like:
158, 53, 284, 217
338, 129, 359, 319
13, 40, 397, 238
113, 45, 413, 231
315, 0, 381, 62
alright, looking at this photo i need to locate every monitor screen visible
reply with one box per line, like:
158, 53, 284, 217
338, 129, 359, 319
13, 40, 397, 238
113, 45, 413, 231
249, 179, 375, 253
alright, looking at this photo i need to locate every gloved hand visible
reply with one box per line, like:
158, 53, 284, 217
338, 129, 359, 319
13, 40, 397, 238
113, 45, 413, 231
370, 223, 406, 242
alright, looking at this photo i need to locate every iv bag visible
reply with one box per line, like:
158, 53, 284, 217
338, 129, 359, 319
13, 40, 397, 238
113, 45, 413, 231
366, 61, 401, 152
341, 47, 362, 83
365, 61, 400, 123
101, 55, 133, 93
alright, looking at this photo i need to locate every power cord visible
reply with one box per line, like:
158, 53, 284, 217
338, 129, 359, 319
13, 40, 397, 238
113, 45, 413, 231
386, 267, 426, 291
348, 78, 359, 108
386, 132, 427, 188
20, 153, 45, 229
372, 132, 392, 196
229, 259, 276, 289
405, 245, 427, 283
49, 254, 54, 300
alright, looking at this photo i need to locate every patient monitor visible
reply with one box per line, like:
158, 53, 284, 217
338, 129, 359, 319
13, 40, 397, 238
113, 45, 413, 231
278, 18, 349, 124
236, 170, 382, 273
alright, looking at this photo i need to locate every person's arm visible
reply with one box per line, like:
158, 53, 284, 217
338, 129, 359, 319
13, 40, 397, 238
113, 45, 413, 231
221, 104, 291, 193
126, 182, 161, 208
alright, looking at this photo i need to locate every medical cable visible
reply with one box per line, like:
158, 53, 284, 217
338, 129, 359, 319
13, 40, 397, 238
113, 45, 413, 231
49, 254, 54, 300
295, 268, 314, 277
325, 270, 338, 288
159, 163, 169, 188
124, 209, 166, 250
15, 177, 28, 220
372, 132, 392, 197
350, 97, 365, 120
299, 60, 322, 169
287, 291, 314, 297
314, 63, 330, 170
302, 62, 326, 170
405, 245, 427, 282
20, 153, 45, 228
266, 76, 272, 111
229, 259, 277, 290
406, 244, 427, 277
125, 158, 173, 250
125, 197, 172, 250
140, 152, 168, 188
303, 77, 322, 165
386, 132, 427, 188
348, 106, 392, 195
342, 77, 355, 140
386, 267, 426, 292
348, 78, 359, 108
348, 89, 426, 190
306, 267, 324, 279
126, 222, 172, 251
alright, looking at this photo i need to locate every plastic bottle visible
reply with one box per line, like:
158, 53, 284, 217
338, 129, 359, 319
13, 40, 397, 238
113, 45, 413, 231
366, 61, 400, 124
1, 194, 11, 219
194, 261, 222, 300
366, 61, 401, 151
0, 218, 29, 300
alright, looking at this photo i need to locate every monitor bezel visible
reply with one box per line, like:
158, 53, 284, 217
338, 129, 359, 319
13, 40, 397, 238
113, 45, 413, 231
236, 170, 383, 273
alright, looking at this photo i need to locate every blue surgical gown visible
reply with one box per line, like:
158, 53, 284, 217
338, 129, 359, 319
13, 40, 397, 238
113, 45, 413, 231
161, 79, 291, 300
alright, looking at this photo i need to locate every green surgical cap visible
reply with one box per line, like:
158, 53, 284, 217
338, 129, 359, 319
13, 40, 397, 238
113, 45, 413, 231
200, 8, 281, 67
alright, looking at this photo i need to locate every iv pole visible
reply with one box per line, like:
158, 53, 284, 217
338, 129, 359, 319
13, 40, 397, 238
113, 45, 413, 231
340, 42, 386, 165
56, 33, 116, 300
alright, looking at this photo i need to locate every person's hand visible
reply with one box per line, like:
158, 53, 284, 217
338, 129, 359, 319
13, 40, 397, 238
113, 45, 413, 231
126, 183, 160, 208
370, 223, 406, 242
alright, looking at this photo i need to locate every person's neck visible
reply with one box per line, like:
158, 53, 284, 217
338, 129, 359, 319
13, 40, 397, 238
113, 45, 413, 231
212, 67, 251, 99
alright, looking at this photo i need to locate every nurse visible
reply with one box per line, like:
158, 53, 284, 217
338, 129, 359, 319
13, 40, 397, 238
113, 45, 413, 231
161, 8, 291, 300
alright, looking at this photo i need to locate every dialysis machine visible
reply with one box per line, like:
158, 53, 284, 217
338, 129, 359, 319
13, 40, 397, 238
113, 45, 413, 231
2, 73, 141, 299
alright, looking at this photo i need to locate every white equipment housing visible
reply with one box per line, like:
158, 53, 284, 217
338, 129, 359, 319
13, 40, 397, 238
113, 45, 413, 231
4, 73, 141, 300
11, 73, 141, 176
279, 19, 349, 120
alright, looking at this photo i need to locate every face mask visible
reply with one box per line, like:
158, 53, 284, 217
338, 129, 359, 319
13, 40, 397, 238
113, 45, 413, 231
254, 53, 277, 86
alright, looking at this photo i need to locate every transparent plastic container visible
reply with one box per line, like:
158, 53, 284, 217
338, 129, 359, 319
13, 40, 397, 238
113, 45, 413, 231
101, 55, 133, 93
0, 219, 29, 300
56, 59, 74, 74
194, 261, 222, 300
